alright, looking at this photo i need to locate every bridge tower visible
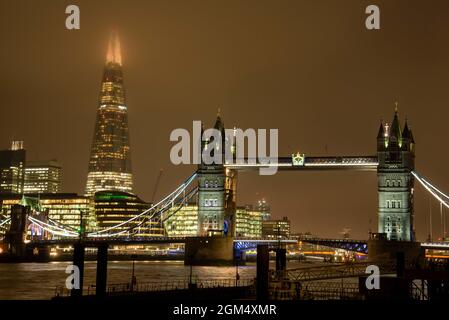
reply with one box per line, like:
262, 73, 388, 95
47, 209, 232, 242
197, 114, 226, 236
5, 204, 29, 256
377, 107, 415, 241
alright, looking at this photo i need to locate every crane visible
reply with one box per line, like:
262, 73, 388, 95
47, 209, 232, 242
151, 168, 164, 204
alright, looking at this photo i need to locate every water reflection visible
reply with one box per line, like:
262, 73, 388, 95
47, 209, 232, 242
0, 261, 258, 300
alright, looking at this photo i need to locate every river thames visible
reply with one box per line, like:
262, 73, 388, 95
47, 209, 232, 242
0, 260, 261, 300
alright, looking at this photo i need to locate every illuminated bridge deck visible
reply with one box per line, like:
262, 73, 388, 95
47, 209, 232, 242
28, 237, 298, 247
224, 156, 379, 171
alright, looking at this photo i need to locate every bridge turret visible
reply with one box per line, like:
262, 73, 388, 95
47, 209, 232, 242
401, 119, 415, 152
376, 120, 386, 151
197, 113, 226, 236
197, 112, 238, 237
4, 204, 29, 257
377, 106, 415, 241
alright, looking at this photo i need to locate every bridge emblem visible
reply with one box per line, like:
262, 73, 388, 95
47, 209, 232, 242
292, 152, 305, 166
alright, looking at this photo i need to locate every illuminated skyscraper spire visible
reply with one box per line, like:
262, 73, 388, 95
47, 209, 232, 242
106, 31, 122, 65
85, 33, 133, 197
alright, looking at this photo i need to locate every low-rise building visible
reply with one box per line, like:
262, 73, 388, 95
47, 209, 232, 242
0, 193, 95, 235
262, 216, 291, 239
94, 191, 164, 237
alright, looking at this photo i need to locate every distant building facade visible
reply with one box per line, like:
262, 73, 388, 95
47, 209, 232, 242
164, 203, 199, 237
94, 191, 163, 237
0, 141, 26, 194
262, 217, 291, 239
24, 160, 62, 194
0, 193, 94, 234
235, 205, 263, 238
164, 202, 264, 238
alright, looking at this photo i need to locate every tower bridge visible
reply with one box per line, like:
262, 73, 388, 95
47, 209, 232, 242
1, 108, 449, 266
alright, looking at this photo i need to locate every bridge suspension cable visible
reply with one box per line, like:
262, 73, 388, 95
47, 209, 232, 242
0, 218, 11, 228
97, 186, 199, 238
86, 172, 198, 237
28, 216, 79, 238
412, 171, 449, 209
160, 187, 198, 224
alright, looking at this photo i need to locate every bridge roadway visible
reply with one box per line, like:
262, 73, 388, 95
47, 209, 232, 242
28, 237, 298, 247
224, 156, 379, 171
26, 236, 449, 253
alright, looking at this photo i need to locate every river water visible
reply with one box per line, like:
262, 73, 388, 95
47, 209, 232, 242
0, 260, 262, 300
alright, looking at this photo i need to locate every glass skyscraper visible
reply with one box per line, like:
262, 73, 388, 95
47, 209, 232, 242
85, 33, 133, 197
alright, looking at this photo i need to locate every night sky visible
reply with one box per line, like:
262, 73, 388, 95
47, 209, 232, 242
1, 0, 448, 240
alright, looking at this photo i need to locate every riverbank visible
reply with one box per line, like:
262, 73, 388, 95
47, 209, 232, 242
0, 253, 185, 263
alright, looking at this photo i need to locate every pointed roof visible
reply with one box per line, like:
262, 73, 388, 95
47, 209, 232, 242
213, 108, 225, 132
377, 120, 384, 139
106, 31, 122, 65
409, 128, 415, 143
389, 104, 402, 140
402, 118, 411, 139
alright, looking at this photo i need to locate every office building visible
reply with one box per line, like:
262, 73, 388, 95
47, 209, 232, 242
94, 191, 163, 237
0, 141, 26, 194
164, 203, 198, 237
235, 205, 263, 238
24, 160, 62, 194
0, 193, 95, 235
262, 216, 291, 239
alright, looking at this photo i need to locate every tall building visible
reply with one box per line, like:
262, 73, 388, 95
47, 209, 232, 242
377, 107, 415, 241
85, 33, 133, 197
0, 141, 26, 194
24, 160, 62, 194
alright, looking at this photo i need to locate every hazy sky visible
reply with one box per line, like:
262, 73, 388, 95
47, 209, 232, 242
1, 0, 448, 240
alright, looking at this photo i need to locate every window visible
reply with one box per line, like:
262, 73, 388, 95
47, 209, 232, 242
386, 200, 390, 208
